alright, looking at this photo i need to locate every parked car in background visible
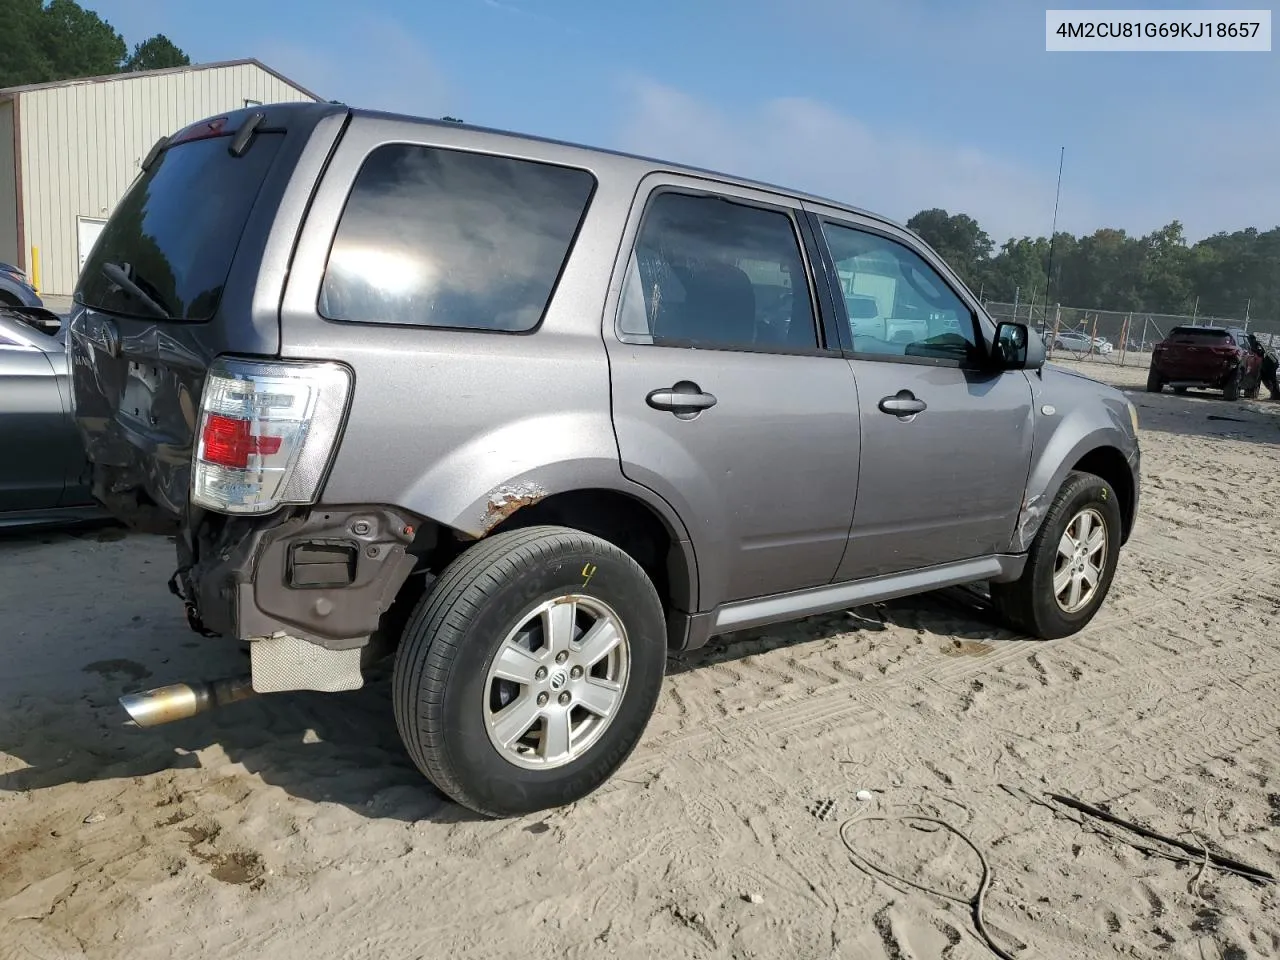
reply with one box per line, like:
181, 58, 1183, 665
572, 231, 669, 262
0, 307, 103, 528
1053, 331, 1093, 353
0, 262, 43, 308
1092, 336, 1114, 354
68, 102, 1141, 817
1147, 326, 1262, 400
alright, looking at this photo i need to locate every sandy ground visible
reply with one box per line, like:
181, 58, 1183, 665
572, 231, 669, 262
3, 360, 1280, 960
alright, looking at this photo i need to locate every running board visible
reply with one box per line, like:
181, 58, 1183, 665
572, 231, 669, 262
710, 554, 1025, 636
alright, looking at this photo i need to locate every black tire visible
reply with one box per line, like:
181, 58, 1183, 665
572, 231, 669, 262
1173, 386, 1187, 395
1223, 366, 1242, 401
1245, 375, 1261, 400
1145, 368, 1163, 393
991, 471, 1123, 640
393, 525, 666, 817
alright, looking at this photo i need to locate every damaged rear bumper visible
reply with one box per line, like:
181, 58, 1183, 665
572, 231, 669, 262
176, 505, 421, 693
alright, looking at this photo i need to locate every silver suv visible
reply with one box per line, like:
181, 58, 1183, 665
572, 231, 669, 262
68, 103, 1140, 817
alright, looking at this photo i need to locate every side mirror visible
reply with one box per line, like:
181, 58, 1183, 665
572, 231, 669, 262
992, 321, 1044, 371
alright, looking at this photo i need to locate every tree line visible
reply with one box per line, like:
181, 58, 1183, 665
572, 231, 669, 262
1, 0, 190, 89
907, 208, 1278, 322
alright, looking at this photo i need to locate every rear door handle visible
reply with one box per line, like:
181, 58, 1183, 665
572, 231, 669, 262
646, 381, 718, 419
878, 391, 927, 417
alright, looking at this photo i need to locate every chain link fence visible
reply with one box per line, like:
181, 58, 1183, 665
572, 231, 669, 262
982, 300, 1280, 368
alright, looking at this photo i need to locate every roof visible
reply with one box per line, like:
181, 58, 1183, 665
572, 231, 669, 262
348, 106, 907, 237
0, 58, 322, 103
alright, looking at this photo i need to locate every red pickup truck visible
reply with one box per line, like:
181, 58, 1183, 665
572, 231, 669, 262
1147, 326, 1264, 400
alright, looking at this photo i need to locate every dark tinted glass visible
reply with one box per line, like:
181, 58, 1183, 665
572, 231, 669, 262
1169, 327, 1230, 341
617, 192, 817, 350
77, 133, 284, 321
320, 145, 595, 331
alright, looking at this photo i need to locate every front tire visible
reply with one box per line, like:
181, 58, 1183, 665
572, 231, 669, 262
991, 471, 1123, 640
393, 525, 666, 817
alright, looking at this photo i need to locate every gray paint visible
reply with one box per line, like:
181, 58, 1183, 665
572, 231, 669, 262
66, 103, 1141, 654
0, 312, 93, 519
1011, 364, 1140, 553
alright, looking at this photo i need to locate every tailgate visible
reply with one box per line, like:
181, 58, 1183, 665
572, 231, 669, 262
66, 104, 344, 529
1156, 335, 1236, 377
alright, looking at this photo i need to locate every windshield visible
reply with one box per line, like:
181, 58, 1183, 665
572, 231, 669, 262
76, 132, 284, 321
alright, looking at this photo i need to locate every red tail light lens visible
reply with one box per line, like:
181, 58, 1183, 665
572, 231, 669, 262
169, 116, 229, 147
201, 414, 284, 469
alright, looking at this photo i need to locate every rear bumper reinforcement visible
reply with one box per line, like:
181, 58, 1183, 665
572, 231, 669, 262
175, 505, 421, 690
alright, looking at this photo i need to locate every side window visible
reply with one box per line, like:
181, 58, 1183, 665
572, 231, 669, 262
320, 144, 596, 331
819, 220, 979, 363
617, 191, 818, 351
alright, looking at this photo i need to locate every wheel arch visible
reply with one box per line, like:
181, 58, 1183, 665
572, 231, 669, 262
1069, 446, 1136, 544
383, 480, 700, 653
1014, 427, 1138, 553
481, 486, 698, 620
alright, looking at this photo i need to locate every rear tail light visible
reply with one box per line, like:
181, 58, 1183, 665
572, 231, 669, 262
191, 358, 352, 515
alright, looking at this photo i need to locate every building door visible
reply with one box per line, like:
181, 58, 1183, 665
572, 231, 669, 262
77, 217, 108, 277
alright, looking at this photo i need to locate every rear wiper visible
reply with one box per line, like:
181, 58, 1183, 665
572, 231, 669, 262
229, 112, 266, 157
101, 262, 168, 319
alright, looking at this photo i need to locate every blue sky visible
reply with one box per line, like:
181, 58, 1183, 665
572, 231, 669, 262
92, 0, 1277, 244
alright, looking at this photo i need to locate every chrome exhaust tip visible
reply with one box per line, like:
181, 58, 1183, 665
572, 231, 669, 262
119, 676, 257, 727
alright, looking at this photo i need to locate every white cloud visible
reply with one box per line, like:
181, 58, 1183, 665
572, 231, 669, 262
614, 79, 1088, 244
258, 18, 454, 118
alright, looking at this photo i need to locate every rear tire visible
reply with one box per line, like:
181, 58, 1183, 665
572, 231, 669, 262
1145, 369, 1163, 393
1223, 366, 1242, 401
1173, 386, 1187, 395
991, 471, 1123, 640
393, 525, 666, 817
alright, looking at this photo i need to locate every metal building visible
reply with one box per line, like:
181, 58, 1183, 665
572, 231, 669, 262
0, 59, 319, 300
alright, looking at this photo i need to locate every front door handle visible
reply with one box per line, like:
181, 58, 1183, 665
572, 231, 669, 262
646, 381, 718, 419
878, 390, 927, 417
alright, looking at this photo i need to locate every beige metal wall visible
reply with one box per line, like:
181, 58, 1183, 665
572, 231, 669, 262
17, 63, 316, 296
0, 101, 17, 268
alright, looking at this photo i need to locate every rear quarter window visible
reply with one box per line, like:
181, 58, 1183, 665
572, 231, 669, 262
319, 144, 596, 332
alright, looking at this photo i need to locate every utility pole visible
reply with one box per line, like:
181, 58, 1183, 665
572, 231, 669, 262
1042, 146, 1066, 316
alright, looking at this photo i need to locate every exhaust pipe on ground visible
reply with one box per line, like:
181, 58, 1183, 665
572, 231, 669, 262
119, 676, 257, 727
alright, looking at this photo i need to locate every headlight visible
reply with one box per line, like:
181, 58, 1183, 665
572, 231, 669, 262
1128, 401, 1139, 434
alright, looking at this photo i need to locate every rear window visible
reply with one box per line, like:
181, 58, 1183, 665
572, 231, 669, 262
318, 144, 596, 332
77, 133, 284, 321
1168, 327, 1230, 342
